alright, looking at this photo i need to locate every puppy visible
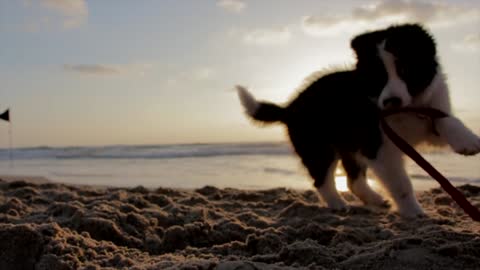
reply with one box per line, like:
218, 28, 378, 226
237, 24, 480, 218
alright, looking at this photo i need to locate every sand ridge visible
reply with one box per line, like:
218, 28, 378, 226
0, 179, 479, 269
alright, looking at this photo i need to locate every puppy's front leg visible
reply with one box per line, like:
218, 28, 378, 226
368, 142, 424, 218
436, 116, 480, 156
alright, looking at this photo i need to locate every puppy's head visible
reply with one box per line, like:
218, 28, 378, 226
351, 24, 438, 110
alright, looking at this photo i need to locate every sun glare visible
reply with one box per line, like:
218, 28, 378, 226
335, 176, 350, 192
334, 168, 379, 192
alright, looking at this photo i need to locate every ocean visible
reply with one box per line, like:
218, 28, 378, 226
0, 142, 479, 191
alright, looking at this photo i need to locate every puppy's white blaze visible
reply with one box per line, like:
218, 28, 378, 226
236, 85, 260, 116
377, 41, 411, 109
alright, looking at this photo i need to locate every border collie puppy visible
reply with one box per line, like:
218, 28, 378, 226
237, 24, 480, 218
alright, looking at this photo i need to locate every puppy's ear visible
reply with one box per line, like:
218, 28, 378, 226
351, 30, 386, 57
384, 24, 436, 56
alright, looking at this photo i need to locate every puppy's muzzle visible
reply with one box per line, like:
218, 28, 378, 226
382, 97, 403, 109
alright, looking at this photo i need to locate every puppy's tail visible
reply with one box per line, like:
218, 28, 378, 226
236, 85, 286, 123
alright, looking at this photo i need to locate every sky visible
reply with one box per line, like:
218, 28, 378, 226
0, 0, 479, 147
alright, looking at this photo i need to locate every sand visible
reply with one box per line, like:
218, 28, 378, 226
0, 178, 479, 270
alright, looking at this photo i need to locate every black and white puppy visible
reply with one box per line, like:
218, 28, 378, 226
237, 24, 480, 218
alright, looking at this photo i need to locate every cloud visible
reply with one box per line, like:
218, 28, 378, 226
41, 0, 88, 28
217, 0, 246, 13
19, 0, 88, 30
191, 67, 216, 81
452, 33, 480, 53
63, 64, 120, 75
241, 27, 292, 46
301, 16, 370, 37
464, 34, 480, 46
63, 63, 153, 76
166, 67, 217, 87
301, 0, 480, 37
353, 0, 480, 25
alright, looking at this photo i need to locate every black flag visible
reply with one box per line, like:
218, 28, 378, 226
0, 109, 9, 122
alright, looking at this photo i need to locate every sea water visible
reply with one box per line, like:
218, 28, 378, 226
0, 142, 478, 191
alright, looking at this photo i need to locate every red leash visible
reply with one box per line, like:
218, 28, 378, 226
381, 108, 480, 222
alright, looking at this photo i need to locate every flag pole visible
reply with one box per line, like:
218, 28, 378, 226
1, 108, 13, 167
8, 120, 13, 167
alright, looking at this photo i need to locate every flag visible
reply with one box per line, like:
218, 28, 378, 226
0, 109, 9, 122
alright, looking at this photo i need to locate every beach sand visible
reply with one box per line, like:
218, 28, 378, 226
0, 178, 479, 270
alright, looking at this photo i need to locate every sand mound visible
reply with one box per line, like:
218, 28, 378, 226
0, 179, 479, 269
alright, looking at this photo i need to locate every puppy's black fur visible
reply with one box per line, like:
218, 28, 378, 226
251, 71, 383, 188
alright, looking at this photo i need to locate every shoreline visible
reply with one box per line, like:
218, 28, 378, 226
0, 173, 451, 192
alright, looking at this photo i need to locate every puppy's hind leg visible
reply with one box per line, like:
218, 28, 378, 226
291, 142, 347, 209
342, 154, 387, 207
312, 157, 348, 210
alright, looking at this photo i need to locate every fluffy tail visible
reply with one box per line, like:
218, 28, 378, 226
236, 85, 285, 123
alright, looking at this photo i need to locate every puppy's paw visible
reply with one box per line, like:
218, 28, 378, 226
326, 198, 349, 211
396, 201, 425, 219
398, 209, 426, 219
372, 199, 391, 209
362, 191, 389, 208
438, 117, 480, 156
316, 186, 349, 211
449, 131, 480, 156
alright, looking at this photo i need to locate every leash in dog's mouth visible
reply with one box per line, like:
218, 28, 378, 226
381, 107, 480, 221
